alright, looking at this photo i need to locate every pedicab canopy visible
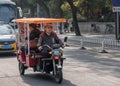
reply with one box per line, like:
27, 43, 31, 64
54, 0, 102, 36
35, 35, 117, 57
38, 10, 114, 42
14, 18, 66, 52
13, 18, 66, 24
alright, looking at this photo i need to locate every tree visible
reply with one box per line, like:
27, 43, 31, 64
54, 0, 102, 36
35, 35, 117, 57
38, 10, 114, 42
49, 0, 64, 18
37, 0, 50, 17
13, 0, 36, 17
66, 0, 81, 36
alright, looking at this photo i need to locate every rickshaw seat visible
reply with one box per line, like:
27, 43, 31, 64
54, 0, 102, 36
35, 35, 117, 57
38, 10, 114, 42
30, 49, 43, 59
29, 40, 43, 58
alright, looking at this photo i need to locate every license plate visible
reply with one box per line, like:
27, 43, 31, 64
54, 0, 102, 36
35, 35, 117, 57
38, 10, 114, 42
2, 45, 12, 49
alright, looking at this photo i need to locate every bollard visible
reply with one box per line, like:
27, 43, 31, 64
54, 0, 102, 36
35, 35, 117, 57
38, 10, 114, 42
99, 40, 108, 53
64, 36, 69, 47
80, 38, 86, 50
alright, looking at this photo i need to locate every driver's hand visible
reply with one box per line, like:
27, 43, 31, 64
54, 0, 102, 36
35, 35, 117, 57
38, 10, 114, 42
38, 46, 43, 50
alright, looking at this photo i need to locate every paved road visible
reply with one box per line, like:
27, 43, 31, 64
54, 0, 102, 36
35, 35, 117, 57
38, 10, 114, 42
0, 46, 120, 86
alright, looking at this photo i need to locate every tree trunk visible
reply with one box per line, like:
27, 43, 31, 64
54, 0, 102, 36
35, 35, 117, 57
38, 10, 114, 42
66, 0, 81, 36
57, 0, 63, 18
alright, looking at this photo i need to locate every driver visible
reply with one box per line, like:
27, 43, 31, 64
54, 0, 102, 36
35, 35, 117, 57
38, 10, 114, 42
37, 23, 64, 57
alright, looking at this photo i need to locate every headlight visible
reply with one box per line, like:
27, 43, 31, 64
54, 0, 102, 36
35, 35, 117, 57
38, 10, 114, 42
49, 51, 53, 54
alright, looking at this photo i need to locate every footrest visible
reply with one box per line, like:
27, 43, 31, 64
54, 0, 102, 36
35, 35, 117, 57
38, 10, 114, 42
41, 58, 52, 61
35, 53, 43, 58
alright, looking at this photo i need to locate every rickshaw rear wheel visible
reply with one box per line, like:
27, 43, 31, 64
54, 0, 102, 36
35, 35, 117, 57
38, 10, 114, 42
19, 62, 25, 75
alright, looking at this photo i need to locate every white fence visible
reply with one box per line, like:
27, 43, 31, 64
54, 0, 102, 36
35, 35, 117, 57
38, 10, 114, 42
81, 37, 120, 49
67, 36, 120, 52
65, 22, 119, 52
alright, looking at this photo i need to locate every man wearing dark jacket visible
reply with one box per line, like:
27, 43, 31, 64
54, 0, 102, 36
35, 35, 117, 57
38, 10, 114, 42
37, 23, 64, 57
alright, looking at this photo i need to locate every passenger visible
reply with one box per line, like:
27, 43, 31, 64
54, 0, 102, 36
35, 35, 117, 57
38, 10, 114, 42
36, 24, 43, 34
21, 23, 41, 60
37, 23, 64, 57
28, 23, 41, 41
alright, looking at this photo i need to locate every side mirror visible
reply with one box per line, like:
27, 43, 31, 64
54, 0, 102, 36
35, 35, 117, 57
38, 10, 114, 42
64, 36, 68, 42
64, 36, 69, 47
9, 21, 17, 29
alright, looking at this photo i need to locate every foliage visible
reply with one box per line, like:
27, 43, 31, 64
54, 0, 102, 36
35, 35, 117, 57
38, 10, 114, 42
12, 0, 113, 21
61, 2, 71, 19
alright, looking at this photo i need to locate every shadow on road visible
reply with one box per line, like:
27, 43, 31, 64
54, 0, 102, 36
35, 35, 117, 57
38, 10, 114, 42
0, 52, 16, 59
20, 73, 77, 86
64, 47, 120, 79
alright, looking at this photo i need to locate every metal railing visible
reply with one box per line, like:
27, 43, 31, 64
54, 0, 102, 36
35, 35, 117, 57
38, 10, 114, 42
82, 37, 120, 50
67, 36, 120, 52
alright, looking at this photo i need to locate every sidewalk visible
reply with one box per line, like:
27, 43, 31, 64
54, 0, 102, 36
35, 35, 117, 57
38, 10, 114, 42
59, 32, 116, 40
58, 32, 118, 47
58, 32, 120, 60
61, 32, 120, 70
61, 32, 120, 85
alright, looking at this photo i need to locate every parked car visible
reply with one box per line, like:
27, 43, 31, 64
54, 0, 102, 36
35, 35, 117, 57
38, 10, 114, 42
0, 24, 17, 53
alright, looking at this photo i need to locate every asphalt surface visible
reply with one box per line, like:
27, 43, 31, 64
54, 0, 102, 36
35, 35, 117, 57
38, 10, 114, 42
0, 32, 119, 86
0, 44, 120, 86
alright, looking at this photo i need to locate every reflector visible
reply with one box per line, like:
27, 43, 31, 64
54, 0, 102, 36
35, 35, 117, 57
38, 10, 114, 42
54, 56, 59, 60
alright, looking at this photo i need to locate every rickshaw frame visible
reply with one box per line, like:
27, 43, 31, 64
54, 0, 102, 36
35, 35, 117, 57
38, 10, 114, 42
13, 18, 66, 67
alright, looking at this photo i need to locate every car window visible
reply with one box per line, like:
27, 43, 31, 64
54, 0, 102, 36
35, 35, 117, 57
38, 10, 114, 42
0, 25, 15, 35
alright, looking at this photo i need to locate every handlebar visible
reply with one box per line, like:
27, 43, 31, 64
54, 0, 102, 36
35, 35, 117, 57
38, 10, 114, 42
43, 44, 62, 50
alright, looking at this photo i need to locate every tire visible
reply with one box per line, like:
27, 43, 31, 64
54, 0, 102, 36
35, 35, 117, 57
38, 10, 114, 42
54, 68, 63, 84
19, 62, 25, 75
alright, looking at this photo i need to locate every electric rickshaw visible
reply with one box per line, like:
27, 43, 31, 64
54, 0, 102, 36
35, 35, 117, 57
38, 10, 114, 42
13, 18, 66, 83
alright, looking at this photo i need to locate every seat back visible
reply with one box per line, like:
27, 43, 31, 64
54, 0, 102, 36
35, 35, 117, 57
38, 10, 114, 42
30, 40, 37, 48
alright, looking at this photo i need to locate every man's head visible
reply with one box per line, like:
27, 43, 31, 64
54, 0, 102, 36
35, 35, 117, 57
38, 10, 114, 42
44, 23, 53, 34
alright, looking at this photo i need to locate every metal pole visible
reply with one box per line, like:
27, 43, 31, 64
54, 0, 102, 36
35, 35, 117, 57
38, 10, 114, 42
99, 40, 108, 53
115, 12, 117, 39
80, 38, 86, 50
116, 12, 119, 40
36, 0, 40, 17
26, 23, 30, 55
17, 23, 20, 51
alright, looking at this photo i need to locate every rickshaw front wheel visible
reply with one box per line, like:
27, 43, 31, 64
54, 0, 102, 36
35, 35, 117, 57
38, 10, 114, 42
19, 62, 25, 75
54, 68, 63, 84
